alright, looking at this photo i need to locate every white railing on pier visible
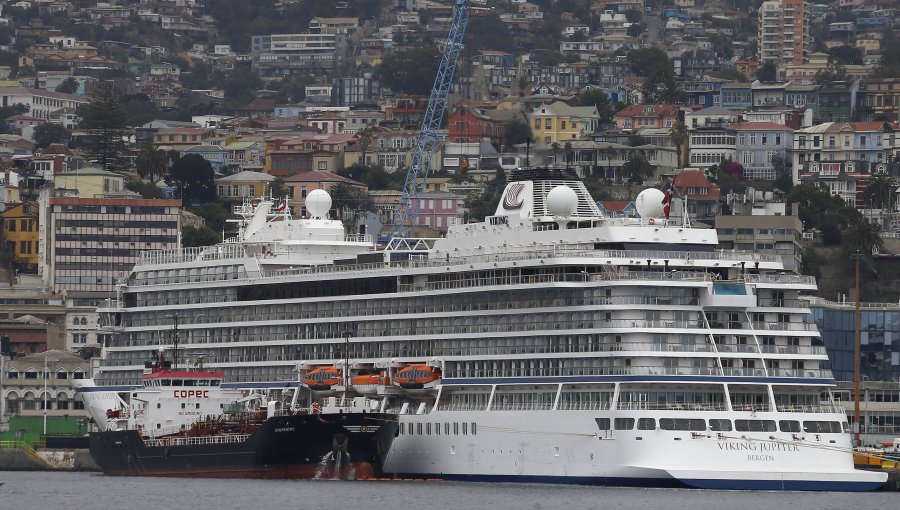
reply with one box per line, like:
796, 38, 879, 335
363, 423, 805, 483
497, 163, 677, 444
144, 433, 250, 447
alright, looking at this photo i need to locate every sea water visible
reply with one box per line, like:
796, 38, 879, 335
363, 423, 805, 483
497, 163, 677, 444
0, 470, 896, 510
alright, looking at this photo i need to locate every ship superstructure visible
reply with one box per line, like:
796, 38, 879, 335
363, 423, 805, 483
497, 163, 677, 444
92, 168, 886, 490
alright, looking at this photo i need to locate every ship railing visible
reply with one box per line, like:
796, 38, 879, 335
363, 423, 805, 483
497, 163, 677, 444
144, 433, 251, 448
749, 321, 818, 332
138, 244, 247, 266
744, 274, 816, 285
616, 402, 729, 411
731, 404, 772, 412
488, 402, 555, 411
443, 366, 834, 379
775, 403, 845, 413
556, 402, 612, 411
755, 299, 809, 309
435, 403, 489, 412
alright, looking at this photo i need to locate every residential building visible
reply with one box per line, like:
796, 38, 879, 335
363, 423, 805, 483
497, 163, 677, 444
720, 82, 753, 112
672, 169, 721, 222
52, 167, 124, 198
182, 144, 229, 172
529, 101, 599, 146
856, 78, 900, 122
215, 171, 277, 204
758, 0, 810, 67
1, 350, 90, 425
716, 202, 803, 272
152, 127, 209, 149
0, 202, 39, 271
687, 127, 736, 170
368, 190, 464, 235
223, 140, 265, 170
447, 106, 507, 148
684, 106, 739, 129
733, 122, 794, 180
251, 33, 346, 77
0, 87, 89, 121
682, 78, 727, 108
815, 81, 858, 123
614, 104, 679, 131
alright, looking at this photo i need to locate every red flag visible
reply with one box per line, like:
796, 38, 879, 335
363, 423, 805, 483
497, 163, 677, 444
662, 190, 671, 219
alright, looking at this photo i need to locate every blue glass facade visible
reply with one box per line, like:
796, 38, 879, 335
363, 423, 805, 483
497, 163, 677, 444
811, 304, 900, 383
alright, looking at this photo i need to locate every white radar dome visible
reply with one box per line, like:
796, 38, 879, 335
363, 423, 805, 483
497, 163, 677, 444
546, 186, 578, 216
635, 188, 666, 219
306, 189, 332, 219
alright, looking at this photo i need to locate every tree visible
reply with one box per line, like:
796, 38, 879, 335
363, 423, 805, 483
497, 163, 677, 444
32, 123, 70, 149
863, 173, 897, 210
120, 94, 159, 126
338, 164, 390, 190
827, 45, 863, 66
77, 82, 129, 172
772, 154, 793, 192
192, 202, 230, 232
467, 168, 506, 221
844, 216, 884, 255
670, 121, 688, 169
626, 47, 671, 77
182, 225, 222, 248
54, 77, 79, 94
504, 120, 532, 149
756, 61, 777, 83
328, 182, 372, 222
355, 126, 376, 166
169, 154, 215, 205
627, 134, 650, 147
270, 176, 288, 199
135, 139, 169, 182
125, 180, 163, 199
375, 46, 441, 95
624, 150, 653, 183
814, 59, 849, 86
786, 182, 860, 231
713, 68, 749, 82
576, 89, 614, 123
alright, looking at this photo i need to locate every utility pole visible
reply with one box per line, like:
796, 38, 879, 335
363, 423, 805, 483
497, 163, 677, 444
851, 251, 862, 445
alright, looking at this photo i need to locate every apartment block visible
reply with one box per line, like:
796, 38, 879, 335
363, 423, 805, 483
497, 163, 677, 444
251, 33, 346, 77
758, 0, 810, 67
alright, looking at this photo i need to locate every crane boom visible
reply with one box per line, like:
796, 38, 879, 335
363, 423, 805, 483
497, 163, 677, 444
388, 0, 470, 245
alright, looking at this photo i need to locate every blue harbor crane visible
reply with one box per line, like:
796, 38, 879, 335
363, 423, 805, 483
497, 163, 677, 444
387, 0, 470, 248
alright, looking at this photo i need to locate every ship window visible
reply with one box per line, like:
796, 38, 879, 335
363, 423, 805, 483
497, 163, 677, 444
462, 423, 468, 435
198, 380, 209, 386
614, 418, 635, 430
445, 423, 450, 435
172, 380, 183, 386
183, 379, 196, 386
435, 423, 440, 435
708, 419, 732, 431
659, 419, 706, 431
803, 421, 842, 433
417, 423, 422, 435
211, 380, 220, 386
157, 403, 161, 409
454, 423, 459, 435
779, 420, 801, 432
161, 380, 171, 386
595, 418, 611, 430
426, 423, 431, 435
734, 420, 776, 432
181, 403, 186, 409
472, 422, 476, 435
637, 418, 656, 430
195, 403, 200, 409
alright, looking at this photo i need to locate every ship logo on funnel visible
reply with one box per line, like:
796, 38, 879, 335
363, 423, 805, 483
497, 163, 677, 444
503, 183, 526, 209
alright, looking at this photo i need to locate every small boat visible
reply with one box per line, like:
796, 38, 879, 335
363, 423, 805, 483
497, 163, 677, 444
393, 364, 441, 390
303, 366, 343, 391
351, 372, 390, 395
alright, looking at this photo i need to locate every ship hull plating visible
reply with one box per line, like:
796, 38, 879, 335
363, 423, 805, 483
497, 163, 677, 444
90, 413, 397, 479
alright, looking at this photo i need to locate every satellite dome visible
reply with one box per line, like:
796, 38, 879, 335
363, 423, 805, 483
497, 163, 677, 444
635, 188, 666, 219
306, 189, 332, 219
546, 186, 578, 216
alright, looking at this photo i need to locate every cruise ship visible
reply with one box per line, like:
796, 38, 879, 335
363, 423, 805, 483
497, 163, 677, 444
88, 168, 887, 490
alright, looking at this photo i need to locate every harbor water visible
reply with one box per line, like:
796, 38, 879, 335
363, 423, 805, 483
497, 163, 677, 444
1, 471, 897, 510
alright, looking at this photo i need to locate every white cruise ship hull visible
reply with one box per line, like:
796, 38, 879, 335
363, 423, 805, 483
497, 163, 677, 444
384, 409, 887, 491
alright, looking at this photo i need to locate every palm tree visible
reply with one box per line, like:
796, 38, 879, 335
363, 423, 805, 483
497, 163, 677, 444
564, 141, 573, 170
135, 139, 169, 182
844, 216, 884, 255
670, 121, 688, 169
863, 172, 897, 211
656, 74, 685, 105
604, 145, 618, 181
551, 142, 560, 166
356, 126, 376, 167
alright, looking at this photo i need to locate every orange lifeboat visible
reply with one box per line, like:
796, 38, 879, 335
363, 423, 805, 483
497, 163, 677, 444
351, 372, 390, 395
393, 364, 441, 390
303, 366, 342, 391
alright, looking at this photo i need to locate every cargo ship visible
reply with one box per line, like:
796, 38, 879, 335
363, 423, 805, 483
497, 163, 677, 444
77, 355, 398, 479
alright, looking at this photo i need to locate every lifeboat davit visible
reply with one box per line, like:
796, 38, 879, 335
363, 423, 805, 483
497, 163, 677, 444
351, 372, 390, 395
303, 366, 342, 391
394, 364, 441, 390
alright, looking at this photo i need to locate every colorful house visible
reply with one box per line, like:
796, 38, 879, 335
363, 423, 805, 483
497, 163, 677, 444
0, 201, 39, 270
529, 101, 600, 146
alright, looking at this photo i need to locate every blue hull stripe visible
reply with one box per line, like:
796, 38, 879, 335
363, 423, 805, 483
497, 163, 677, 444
391, 473, 884, 492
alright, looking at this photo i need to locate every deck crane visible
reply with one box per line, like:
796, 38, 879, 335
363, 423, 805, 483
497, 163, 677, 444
387, 0, 470, 249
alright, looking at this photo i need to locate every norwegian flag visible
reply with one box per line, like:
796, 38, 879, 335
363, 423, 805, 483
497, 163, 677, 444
661, 179, 679, 219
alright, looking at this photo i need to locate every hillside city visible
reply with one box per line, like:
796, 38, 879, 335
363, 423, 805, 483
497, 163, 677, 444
0, 0, 899, 442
